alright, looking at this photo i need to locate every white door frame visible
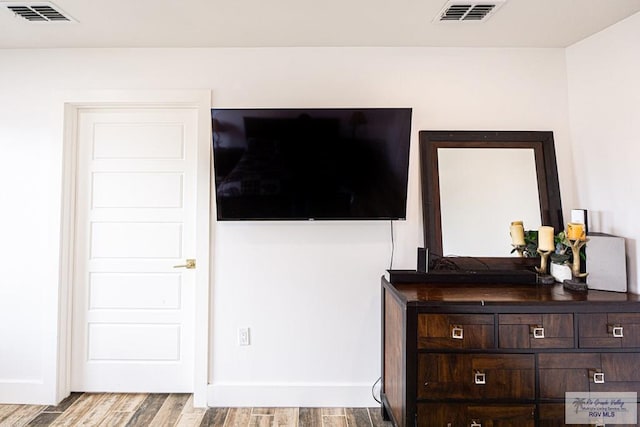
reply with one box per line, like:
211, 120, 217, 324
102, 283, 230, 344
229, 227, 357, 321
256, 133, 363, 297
57, 90, 211, 407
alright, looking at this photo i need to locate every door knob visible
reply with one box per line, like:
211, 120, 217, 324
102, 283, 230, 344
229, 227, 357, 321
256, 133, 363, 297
173, 259, 196, 269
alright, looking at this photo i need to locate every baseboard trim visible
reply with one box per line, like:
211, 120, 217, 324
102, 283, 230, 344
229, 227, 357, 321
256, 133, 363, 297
0, 380, 51, 405
207, 383, 378, 408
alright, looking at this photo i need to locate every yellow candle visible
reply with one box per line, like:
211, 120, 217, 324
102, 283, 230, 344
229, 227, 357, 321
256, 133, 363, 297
567, 222, 585, 241
538, 226, 555, 251
510, 222, 525, 246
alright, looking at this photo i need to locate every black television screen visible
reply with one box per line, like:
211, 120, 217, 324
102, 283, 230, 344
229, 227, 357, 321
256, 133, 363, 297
212, 108, 412, 221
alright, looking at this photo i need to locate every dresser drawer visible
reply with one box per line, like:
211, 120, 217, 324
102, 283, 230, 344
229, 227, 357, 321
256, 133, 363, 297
417, 403, 535, 427
578, 313, 640, 348
499, 314, 574, 349
539, 352, 640, 398
418, 353, 535, 400
539, 402, 639, 427
418, 314, 494, 349
594, 353, 640, 393
538, 404, 591, 427
539, 353, 598, 398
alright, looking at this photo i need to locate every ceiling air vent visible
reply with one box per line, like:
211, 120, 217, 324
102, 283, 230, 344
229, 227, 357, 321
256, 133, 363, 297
3, 1, 74, 22
435, 0, 506, 23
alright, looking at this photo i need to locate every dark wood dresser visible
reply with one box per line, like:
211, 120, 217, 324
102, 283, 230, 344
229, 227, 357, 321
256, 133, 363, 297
381, 276, 640, 427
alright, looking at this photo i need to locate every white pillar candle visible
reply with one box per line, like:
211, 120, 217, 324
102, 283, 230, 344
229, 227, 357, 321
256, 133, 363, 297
510, 221, 525, 246
538, 226, 555, 251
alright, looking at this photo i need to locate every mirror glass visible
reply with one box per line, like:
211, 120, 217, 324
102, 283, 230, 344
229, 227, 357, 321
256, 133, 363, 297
438, 148, 541, 257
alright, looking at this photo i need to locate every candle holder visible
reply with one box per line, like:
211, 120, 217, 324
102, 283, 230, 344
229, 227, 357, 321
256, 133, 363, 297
511, 244, 526, 258
562, 237, 589, 292
535, 249, 555, 284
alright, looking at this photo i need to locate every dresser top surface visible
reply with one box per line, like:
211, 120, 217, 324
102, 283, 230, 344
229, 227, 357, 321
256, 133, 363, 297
387, 281, 640, 305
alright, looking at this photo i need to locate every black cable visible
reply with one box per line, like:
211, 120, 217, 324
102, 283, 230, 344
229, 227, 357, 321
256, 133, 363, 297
456, 255, 491, 270
389, 220, 395, 270
371, 376, 382, 404
429, 252, 492, 271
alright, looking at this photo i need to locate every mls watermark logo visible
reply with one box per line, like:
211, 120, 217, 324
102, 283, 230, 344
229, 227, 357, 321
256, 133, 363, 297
566, 392, 637, 425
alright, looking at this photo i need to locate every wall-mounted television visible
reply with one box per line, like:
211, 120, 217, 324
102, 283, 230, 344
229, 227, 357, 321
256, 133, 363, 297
212, 108, 412, 221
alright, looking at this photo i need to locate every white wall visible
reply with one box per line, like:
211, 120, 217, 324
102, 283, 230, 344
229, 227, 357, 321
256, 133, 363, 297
566, 11, 640, 293
0, 57, 63, 403
0, 47, 574, 405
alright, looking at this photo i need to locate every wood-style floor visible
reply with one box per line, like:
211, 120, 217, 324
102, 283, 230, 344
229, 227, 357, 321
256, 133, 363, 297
0, 393, 391, 426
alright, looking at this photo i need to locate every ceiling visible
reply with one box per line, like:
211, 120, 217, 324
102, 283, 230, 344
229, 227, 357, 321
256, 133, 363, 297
1, 0, 639, 49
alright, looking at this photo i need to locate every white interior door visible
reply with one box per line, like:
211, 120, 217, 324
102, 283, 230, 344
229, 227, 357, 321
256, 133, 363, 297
71, 107, 199, 392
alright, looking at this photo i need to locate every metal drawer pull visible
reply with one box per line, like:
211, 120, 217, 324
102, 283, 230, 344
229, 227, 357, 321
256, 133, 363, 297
594, 372, 605, 383
589, 369, 605, 384
530, 325, 545, 339
595, 423, 605, 427
451, 325, 464, 340
471, 421, 482, 427
474, 371, 486, 385
608, 324, 624, 338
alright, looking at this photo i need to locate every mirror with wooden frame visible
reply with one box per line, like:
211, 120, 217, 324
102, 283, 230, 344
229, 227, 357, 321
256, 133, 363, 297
420, 130, 563, 271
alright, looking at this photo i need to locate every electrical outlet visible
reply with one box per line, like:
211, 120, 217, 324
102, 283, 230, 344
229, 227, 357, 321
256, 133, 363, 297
238, 327, 250, 346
